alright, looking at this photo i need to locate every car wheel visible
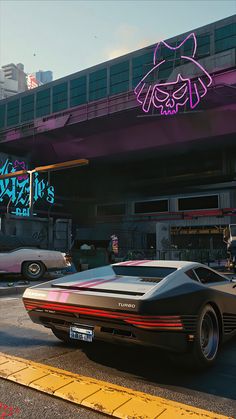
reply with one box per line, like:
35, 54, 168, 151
191, 304, 220, 369
22, 261, 45, 280
170, 305, 220, 370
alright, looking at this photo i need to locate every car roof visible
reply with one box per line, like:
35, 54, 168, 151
113, 260, 199, 269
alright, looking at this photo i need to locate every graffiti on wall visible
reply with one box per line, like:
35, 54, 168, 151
0, 158, 55, 216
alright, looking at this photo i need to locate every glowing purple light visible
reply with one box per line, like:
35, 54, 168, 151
134, 32, 212, 116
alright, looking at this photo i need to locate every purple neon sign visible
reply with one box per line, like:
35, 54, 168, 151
134, 33, 212, 116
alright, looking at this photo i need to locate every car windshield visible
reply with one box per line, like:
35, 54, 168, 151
113, 266, 177, 278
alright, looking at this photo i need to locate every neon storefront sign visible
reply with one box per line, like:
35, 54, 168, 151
134, 33, 212, 116
0, 159, 54, 216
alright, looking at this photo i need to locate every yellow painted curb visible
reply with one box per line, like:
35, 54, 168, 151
0, 352, 232, 419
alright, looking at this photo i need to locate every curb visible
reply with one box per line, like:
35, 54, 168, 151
0, 285, 29, 297
0, 352, 231, 419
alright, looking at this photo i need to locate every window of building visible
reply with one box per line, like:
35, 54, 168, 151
196, 34, 211, 58
215, 23, 236, 53
194, 267, 227, 284
70, 76, 87, 107
110, 61, 130, 95
0, 105, 6, 129
178, 195, 218, 211
7, 99, 19, 126
36, 89, 51, 117
89, 68, 107, 101
97, 203, 126, 216
157, 60, 173, 80
134, 199, 169, 214
183, 36, 195, 57
52, 82, 68, 113
21, 94, 34, 122
132, 51, 153, 88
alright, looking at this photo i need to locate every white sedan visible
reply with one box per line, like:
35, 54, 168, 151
0, 248, 71, 280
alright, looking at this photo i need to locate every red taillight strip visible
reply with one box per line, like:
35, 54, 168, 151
131, 325, 183, 330
24, 299, 183, 330
126, 320, 183, 327
24, 300, 180, 321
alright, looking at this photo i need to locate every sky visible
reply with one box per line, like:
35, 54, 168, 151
0, 0, 235, 81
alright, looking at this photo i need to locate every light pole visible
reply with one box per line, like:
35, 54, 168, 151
0, 158, 89, 217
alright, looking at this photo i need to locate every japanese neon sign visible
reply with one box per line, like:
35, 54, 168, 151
0, 159, 54, 216
134, 33, 212, 116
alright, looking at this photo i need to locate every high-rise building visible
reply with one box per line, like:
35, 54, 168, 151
35, 70, 53, 84
0, 63, 27, 98
0, 69, 19, 99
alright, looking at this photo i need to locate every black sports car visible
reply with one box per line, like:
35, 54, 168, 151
22, 260, 236, 368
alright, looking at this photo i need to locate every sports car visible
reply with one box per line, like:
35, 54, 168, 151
22, 260, 236, 368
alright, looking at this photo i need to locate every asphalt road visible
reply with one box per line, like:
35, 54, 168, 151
1, 296, 236, 419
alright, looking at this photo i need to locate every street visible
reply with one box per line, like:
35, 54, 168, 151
0, 296, 236, 418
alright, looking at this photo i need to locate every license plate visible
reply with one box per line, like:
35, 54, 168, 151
70, 325, 94, 342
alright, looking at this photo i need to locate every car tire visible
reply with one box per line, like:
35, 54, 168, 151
188, 304, 220, 369
22, 261, 45, 280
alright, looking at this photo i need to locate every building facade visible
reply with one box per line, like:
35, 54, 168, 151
0, 63, 28, 99
35, 70, 53, 85
0, 15, 235, 261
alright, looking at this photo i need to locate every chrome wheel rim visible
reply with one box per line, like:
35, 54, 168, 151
200, 311, 219, 360
28, 263, 41, 276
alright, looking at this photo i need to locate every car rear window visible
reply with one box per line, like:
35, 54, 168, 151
113, 266, 177, 278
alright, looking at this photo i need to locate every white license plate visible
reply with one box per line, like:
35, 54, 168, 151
70, 325, 94, 342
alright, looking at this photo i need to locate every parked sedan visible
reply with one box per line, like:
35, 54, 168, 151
23, 260, 236, 368
0, 248, 71, 280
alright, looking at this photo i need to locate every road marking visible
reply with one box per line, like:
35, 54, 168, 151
0, 352, 232, 419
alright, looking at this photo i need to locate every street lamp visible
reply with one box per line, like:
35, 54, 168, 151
0, 158, 89, 217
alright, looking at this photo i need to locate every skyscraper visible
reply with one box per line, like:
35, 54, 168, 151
35, 70, 53, 84
1, 63, 27, 93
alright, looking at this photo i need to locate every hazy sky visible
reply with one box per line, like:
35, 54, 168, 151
0, 0, 235, 80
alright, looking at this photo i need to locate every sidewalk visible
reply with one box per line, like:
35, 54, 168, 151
0, 273, 62, 297
0, 264, 78, 297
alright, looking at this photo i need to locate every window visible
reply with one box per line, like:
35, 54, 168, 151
97, 203, 125, 216
0, 105, 6, 129
21, 94, 34, 122
36, 89, 51, 117
196, 34, 210, 58
185, 269, 200, 282
178, 195, 218, 211
110, 61, 129, 95
132, 51, 153, 88
194, 267, 227, 284
158, 60, 173, 80
70, 76, 87, 107
134, 199, 168, 214
7, 99, 19, 126
113, 265, 176, 278
89, 68, 107, 101
215, 23, 236, 53
52, 82, 68, 112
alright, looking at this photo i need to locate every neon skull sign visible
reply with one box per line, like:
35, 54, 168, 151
134, 33, 212, 115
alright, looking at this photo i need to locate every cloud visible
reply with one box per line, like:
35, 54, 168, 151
104, 24, 162, 60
